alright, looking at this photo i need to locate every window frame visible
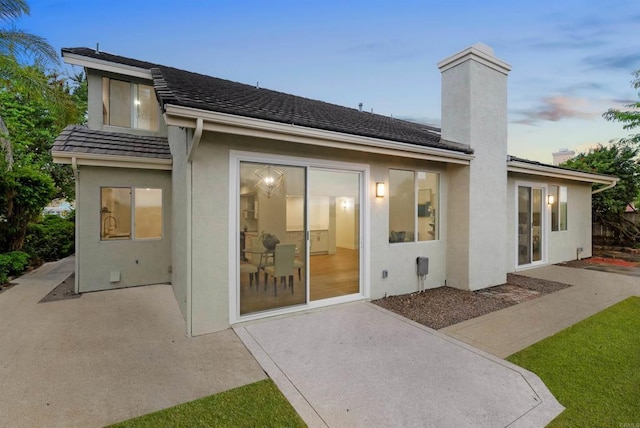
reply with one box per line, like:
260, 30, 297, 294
100, 186, 164, 241
388, 168, 440, 244
102, 77, 159, 131
549, 184, 568, 232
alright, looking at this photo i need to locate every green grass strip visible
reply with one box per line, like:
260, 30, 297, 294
108, 379, 306, 428
507, 296, 640, 427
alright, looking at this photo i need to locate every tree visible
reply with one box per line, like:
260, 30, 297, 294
0, 0, 85, 252
603, 70, 640, 145
563, 142, 640, 245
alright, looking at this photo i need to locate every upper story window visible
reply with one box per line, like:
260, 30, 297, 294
549, 185, 568, 231
102, 78, 159, 131
389, 169, 439, 243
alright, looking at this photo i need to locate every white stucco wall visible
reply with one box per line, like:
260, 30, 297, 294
77, 166, 171, 292
506, 173, 593, 271
186, 132, 452, 334
167, 126, 188, 320
440, 46, 510, 291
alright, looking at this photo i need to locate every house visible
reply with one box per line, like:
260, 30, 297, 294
53, 43, 617, 336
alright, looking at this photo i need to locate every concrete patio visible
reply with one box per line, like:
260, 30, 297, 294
0, 256, 265, 428
235, 303, 564, 427
442, 265, 640, 358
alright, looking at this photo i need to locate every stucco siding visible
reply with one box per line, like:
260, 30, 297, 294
188, 132, 451, 334
77, 166, 171, 292
167, 126, 188, 319
507, 174, 592, 271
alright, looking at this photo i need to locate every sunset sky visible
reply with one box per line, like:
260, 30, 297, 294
21, 0, 640, 163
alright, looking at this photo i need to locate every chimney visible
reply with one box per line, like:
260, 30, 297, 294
439, 43, 512, 291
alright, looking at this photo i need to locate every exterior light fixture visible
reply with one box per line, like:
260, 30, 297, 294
547, 194, 555, 205
376, 182, 385, 198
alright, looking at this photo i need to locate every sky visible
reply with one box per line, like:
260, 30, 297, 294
17, 0, 640, 163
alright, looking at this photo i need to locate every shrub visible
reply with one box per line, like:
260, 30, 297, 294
0, 251, 30, 285
23, 214, 75, 263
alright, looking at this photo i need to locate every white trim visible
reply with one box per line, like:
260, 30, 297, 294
228, 150, 370, 325
438, 45, 511, 75
63, 52, 153, 80
163, 104, 473, 165
508, 160, 617, 185
53, 152, 172, 170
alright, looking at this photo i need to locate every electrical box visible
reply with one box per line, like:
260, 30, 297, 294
416, 257, 429, 276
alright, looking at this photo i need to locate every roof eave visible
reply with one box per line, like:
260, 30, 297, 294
507, 160, 618, 185
52, 150, 172, 170
62, 51, 153, 80
162, 104, 474, 165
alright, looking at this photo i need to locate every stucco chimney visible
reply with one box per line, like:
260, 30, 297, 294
439, 43, 511, 291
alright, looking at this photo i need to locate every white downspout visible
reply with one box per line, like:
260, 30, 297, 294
72, 157, 80, 294
592, 179, 618, 194
186, 118, 202, 337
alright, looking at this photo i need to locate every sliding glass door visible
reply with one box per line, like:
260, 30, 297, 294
238, 160, 362, 316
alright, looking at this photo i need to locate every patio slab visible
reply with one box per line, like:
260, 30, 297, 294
0, 256, 266, 428
235, 302, 563, 428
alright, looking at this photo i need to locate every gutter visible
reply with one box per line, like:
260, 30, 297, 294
162, 104, 474, 165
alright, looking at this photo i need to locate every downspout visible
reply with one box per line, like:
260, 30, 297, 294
186, 118, 203, 337
591, 180, 618, 195
72, 157, 80, 294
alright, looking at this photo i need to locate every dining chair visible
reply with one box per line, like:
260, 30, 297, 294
263, 243, 296, 296
240, 262, 258, 288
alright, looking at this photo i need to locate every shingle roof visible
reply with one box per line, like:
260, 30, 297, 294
62, 47, 473, 155
53, 125, 170, 159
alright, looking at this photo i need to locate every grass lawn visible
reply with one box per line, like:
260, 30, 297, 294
108, 379, 306, 428
507, 296, 640, 427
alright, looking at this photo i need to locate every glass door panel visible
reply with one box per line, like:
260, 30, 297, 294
518, 186, 532, 265
239, 162, 306, 315
532, 188, 542, 262
308, 169, 360, 301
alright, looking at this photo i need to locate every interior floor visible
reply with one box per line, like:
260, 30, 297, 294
239, 247, 359, 315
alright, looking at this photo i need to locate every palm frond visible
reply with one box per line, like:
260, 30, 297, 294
0, 0, 29, 22
0, 27, 58, 64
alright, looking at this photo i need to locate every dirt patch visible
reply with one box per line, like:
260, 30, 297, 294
39, 273, 80, 303
372, 273, 570, 330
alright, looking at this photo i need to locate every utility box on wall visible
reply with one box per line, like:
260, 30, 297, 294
417, 257, 429, 276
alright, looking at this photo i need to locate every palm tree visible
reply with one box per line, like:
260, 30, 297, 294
0, 0, 59, 169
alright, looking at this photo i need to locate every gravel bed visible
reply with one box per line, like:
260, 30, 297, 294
372, 273, 570, 330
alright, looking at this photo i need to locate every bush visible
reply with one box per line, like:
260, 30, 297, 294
0, 251, 31, 285
23, 214, 75, 264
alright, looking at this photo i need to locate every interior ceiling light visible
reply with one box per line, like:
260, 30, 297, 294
254, 164, 285, 198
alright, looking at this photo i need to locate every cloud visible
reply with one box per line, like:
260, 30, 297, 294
513, 96, 598, 125
583, 52, 640, 71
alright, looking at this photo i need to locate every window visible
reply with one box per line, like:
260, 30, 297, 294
102, 78, 159, 131
101, 187, 163, 240
389, 169, 439, 243
549, 185, 567, 231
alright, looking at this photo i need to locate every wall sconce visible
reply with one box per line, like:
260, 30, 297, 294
547, 194, 555, 205
376, 182, 385, 198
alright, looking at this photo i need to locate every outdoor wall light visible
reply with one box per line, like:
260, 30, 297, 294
547, 194, 555, 205
376, 182, 385, 198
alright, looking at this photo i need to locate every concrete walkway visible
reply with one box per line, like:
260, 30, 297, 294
236, 303, 564, 428
0, 256, 265, 428
442, 265, 640, 358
